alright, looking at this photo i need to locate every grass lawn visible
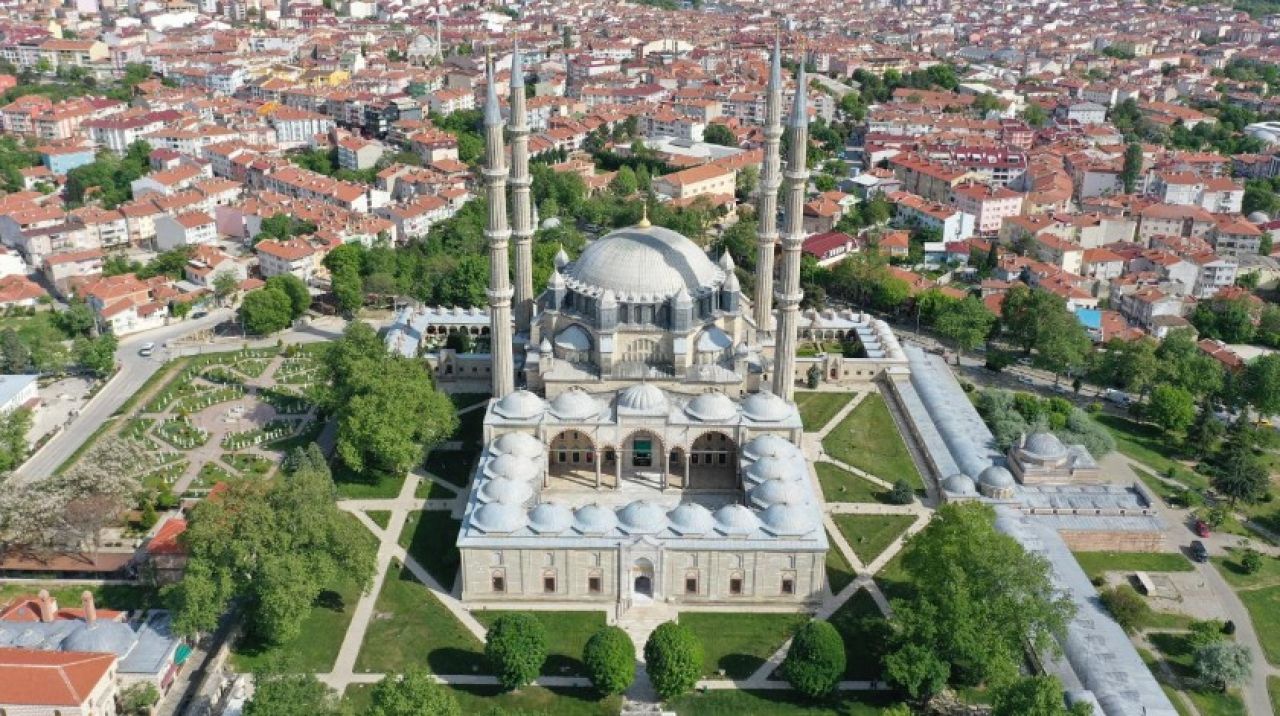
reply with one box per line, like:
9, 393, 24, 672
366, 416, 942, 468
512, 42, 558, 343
1213, 547, 1280, 591
679, 611, 808, 679
0, 583, 158, 612
1236, 586, 1280, 665
827, 588, 888, 680
1133, 466, 1203, 510
665, 689, 902, 715
821, 393, 922, 489
825, 530, 856, 595
416, 477, 456, 500
365, 510, 391, 530
222, 452, 275, 477
449, 393, 491, 411
355, 562, 487, 675
874, 550, 913, 603
331, 459, 405, 499
1148, 632, 1248, 716
1095, 414, 1207, 489
831, 513, 915, 565
399, 511, 462, 588
344, 683, 622, 716
794, 392, 854, 432
1072, 550, 1193, 581
472, 610, 606, 677
230, 573, 362, 673
1269, 676, 1280, 716
815, 462, 887, 503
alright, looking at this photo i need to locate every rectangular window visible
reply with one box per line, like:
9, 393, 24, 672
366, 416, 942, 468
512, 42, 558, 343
492, 575, 505, 592
588, 576, 602, 594
544, 576, 556, 593
685, 577, 698, 594
729, 578, 743, 595
718, 453, 726, 465
558, 451, 567, 463
572, 451, 580, 463
782, 579, 795, 595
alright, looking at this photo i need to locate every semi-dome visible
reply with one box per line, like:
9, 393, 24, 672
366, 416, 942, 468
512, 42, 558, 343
527, 502, 573, 534
490, 431, 544, 459
617, 383, 669, 413
942, 473, 977, 495
493, 390, 545, 420
1022, 431, 1067, 460
471, 502, 526, 533
685, 391, 737, 422
618, 500, 667, 534
554, 324, 592, 351
667, 502, 715, 535
484, 454, 539, 482
713, 503, 761, 536
742, 434, 796, 461
749, 478, 806, 508
478, 476, 533, 505
743, 456, 794, 485
61, 622, 135, 656
564, 224, 723, 300
548, 388, 599, 420
760, 503, 814, 536
572, 504, 618, 535
741, 391, 795, 422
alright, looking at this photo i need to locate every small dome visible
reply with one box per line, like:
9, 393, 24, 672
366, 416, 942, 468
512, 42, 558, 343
527, 502, 573, 534
61, 622, 135, 656
978, 465, 1017, 498
749, 478, 807, 508
942, 473, 977, 495
685, 391, 737, 422
1022, 432, 1067, 459
760, 503, 814, 536
714, 503, 761, 536
484, 454, 540, 482
743, 456, 795, 485
549, 388, 599, 420
1248, 211, 1270, 224
618, 383, 669, 413
490, 432, 544, 460
573, 504, 618, 535
742, 434, 796, 461
542, 216, 563, 230
478, 476, 533, 505
618, 500, 667, 534
667, 502, 715, 535
493, 390, 545, 420
471, 502, 526, 533
741, 391, 795, 422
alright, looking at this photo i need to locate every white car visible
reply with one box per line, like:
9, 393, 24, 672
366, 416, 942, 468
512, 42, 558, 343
138, 342, 155, 357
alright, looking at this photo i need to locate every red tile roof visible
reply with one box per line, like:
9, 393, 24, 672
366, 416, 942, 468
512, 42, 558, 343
0, 648, 115, 707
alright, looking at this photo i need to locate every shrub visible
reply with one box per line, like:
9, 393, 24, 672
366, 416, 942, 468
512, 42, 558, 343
1098, 584, 1151, 632
781, 620, 846, 698
484, 613, 547, 690
1241, 548, 1263, 574
582, 626, 635, 695
886, 479, 914, 505
643, 621, 703, 699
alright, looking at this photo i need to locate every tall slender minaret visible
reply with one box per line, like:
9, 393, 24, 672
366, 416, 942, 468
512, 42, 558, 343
434, 17, 443, 61
509, 40, 535, 336
483, 51, 515, 397
771, 63, 808, 402
753, 35, 784, 334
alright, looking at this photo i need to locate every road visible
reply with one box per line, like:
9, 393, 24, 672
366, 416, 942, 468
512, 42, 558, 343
809, 73, 860, 100
1195, 560, 1276, 716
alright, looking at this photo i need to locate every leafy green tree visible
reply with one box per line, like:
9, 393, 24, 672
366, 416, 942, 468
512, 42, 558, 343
213, 272, 240, 305
244, 674, 341, 716
582, 626, 636, 695
610, 165, 638, 196
119, 682, 159, 715
935, 296, 996, 364
781, 620, 846, 698
239, 287, 294, 335
1193, 640, 1251, 692
992, 675, 1091, 716
1098, 584, 1151, 632
55, 300, 97, 337
368, 667, 460, 715
485, 613, 548, 690
1240, 549, 1264, 575
0, 328, 31, 373
1211, 446, 1269, 506
888, 479, 915, 505
1147, 385, 1196, 435
644, 621, 703, 699
999, 284, 1044, 354
1121, 143, 1144, 194
1021, 103, 1049, 128
265, 274, 311, 318
0, 407, 32, 473
1243, 353, 1280, 418
735, 164, 759, 201
1032, 307, 1091, 380
703, 123, 736, 146
73, 334, 117, 376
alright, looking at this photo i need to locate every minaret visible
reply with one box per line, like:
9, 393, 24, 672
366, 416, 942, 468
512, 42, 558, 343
483, 51, 516, 397
434, 17, 443, 61
771, 63, 808, 402
753, 34, 784, 333
509, 40, 535, 336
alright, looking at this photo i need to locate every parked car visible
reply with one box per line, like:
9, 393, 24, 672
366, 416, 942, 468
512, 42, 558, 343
1194, 520, 1211, 538
1190, 540, 1209, 563
138, 342, 155, 357
1105, 389, 1131, 406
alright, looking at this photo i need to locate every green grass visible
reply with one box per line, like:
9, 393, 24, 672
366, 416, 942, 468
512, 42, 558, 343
821, 393, 922, 489
1096, 414, 1207, 489
154, 417, 208, 449
331, 459, 405, 499
827, 588, 888, 680
1072, 550, 1193, 581
1237, 586, 1280, 665
815, 462, 888, 503
1212, 547, 1280, 590
874, 550, 913, 603
365, 510, 391, 530
1148, 632, 1249, 716
679, 611, 808, 679
831, 513, 915, 565
1133, 466, 1204, 509
794, 391, 854, 432
221, 452, 274, 477
472, 610, 607, 677
230, 573, 362, 673
825, 530, 856, 595
344, 683, 622, 716
0, 584, 158, 612
665, 689, 902, 715
1269, 676, 1280, 716
415, 477, 456, 499
399, 511, 462, 588
114, 355, 192, 416
191, 461, 235, 490
1186, 690, 1247, 716
355, 562, 487, 675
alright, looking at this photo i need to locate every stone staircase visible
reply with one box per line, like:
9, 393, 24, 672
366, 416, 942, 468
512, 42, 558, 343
618, 602, 678, 716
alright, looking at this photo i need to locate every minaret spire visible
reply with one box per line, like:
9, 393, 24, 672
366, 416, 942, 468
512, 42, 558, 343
753, 32, 784, 333
509, 37, 535, 338
483, 49, 516, 397
771, 58, 808, 401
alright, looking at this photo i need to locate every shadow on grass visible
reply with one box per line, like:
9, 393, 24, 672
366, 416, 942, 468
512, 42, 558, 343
401, 511, 462, 587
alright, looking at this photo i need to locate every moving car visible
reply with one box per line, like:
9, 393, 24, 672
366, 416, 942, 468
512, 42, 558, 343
138, 342, 155, 357
1194, 519, 1211, 538
1189, 540, 1209, 563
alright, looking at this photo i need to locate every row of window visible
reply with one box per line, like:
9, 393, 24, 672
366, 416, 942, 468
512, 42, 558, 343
490, 572, 797, 595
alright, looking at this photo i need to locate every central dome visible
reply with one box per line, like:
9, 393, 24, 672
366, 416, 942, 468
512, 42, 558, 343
565, 225, 723, 300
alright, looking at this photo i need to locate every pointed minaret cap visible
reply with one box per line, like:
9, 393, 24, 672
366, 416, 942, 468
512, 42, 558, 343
510, 38, 524, 88
769, 32, 782, 89
484, 48, 502, 126
789, 63, 808, 128
718, 250, 735, 271
553, 245, 570, 268
636, 204, 651, 228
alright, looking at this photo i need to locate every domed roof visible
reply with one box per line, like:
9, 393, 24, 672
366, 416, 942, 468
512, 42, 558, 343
493, 390, 545, 420
749, 478, 807, 508
1022, 431, 1067, 459
667, 502, 715, 535
478, 476, 533, 505
484, 454, 540, 482
548, 388, 599, 420
472, 502, 526, 533
564, 224, 723, 300
695, 327, 732, 352
490, 432, 544, 459
742, 434, 796, 461
743, 456, 795, 485
741, 391, 795, 422
527, 501, 573, 534
572, 504, 618, 535
979, 465, 1016, 489
618, 500, 667, 534
554, 325, 592, 351
685, 391, 737, 422
617, 383, 669, 413
713, 503, 761, 536
61, 622, 135, 656
1248, 211, 1270, 224
942, 473, 977, 495
760, 503, 814, 536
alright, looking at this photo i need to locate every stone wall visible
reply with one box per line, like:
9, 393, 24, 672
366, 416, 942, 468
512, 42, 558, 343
1058, 529, 1164, 553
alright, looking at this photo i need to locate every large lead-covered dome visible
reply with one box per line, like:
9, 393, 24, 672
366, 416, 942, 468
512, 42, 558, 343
564, 225, 724, 300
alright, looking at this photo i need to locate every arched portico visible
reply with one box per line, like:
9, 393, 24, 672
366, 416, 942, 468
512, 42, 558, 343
632, 557, 655, 601
547, 430, 596, 489
689, 431, 737, 490
619, 430, 667, 489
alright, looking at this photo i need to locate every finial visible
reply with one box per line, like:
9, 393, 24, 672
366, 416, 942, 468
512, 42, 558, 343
637, 203, 651, 228
484, 46, 502, 126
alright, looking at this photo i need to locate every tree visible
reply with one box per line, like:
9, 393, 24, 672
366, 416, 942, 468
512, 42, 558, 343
781, 620, 846, 698
703, 123, 736, 146
935, 296, 996, 364
1121, 143, 1144, 194
239, 287, 294, 335
1021, 103, 1049, 128
887, 479, 914, 505
245, 674, 341, 716
484, 612, 547, 690
331, 265, 364, 315
119, 682, 160, 715
1147, 385, 1196, 435
735, 164, 759, 201
582, 626, 636, 695
644, 621, 703, 699
73, 334, 117, 376
368, 667, 460, 716
1032, 306, 1091, 381
0, 328, 30, 373
1098, 584, 1151, 632
1241, 548, 1264, 574
992, 675, 1091, 716
1243, 354, 1280, 418
55, 300, 96, 337
1211, 447, 1269, 506
265, 274, 311, 318
610, 165, 638, 196
1193, 640, 1251, 692
213, 271, 240, 305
